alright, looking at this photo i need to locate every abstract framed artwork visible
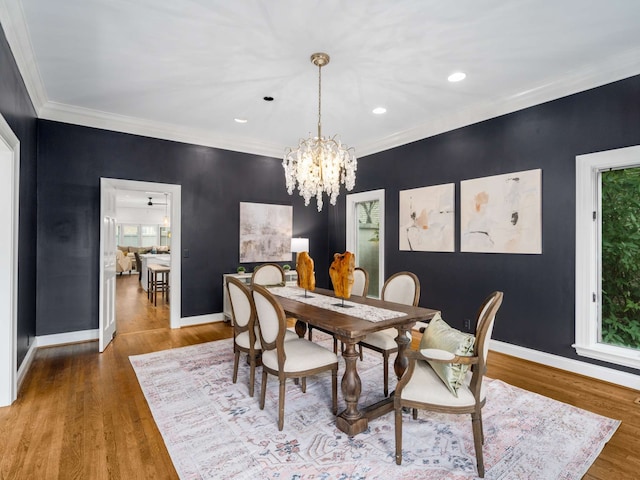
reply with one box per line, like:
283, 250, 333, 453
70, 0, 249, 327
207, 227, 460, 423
460, 169, 542, 254
399, 183, 455, 252
239, 202, 292, 262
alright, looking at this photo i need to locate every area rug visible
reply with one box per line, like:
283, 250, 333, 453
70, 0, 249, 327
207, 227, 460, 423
130, 335, 619, 479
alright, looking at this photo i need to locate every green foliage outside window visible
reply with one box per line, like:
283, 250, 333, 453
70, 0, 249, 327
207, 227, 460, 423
601, 167, 640, 348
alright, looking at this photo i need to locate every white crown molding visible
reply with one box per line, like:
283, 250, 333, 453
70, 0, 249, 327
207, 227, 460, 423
3, 0, 640, 159
0, 0, 47, 114
490, 339, 640, 391
356, 48, 640, 158
39, 101, 285, 158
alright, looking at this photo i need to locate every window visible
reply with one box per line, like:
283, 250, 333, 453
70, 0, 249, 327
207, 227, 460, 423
117, 223, 170, 248
575, 145, 640, 369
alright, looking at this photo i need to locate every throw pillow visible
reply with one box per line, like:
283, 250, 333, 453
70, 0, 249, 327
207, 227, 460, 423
419, 313, 475, 397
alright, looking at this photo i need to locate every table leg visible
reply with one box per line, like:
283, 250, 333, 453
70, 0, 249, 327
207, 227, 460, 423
294, 319, 307, 338
336, 341, 368, 436
393, 325, 412, 381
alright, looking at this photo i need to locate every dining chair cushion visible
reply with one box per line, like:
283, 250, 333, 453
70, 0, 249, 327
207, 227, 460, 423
419, 313, 475, 397
236, 328, 297, 350
400, 360, 485, 407
361, 328, 411, 350
261, 338, 338, 373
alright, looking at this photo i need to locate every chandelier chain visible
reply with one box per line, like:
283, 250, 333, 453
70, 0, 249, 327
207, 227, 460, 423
282, 52, 357, 212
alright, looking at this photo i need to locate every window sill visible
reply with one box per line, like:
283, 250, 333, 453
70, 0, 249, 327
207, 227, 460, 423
573, 342, 640, 370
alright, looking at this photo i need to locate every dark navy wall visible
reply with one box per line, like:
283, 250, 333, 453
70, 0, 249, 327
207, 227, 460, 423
36, 121, 330, 335
330, 75, 640, 373
0, 25, 38, 367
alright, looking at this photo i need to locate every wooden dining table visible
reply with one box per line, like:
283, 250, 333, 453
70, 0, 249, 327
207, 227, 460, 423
270, 286, 439, 436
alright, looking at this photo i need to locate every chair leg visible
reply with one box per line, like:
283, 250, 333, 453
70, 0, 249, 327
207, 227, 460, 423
395, 404, 403, 465
248, 355, 256, 397
260, 370, 268, 410
412, 408, 418, 420
332, 337, 338, 353
278, 378, 286, 431
301, 377, 306, 393
331, 369, 338, 415
383, 351, 389, 397
471, 412, 485, 478
308, 326, 314, 341
232, 349, 240, 384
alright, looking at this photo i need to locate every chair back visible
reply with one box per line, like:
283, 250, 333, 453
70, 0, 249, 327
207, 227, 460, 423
352, 267, 370, 297
225, 276, 256, 335
469, 291, 504, 394
252, 284, 287, 355
381, 271, 420, 306
251, 263, 285, 286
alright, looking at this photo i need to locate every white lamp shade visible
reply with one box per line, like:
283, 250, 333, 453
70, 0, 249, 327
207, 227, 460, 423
291, 237, 309, 253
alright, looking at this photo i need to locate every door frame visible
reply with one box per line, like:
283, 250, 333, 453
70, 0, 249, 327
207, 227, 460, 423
99, 178, 182, 335
346, 189, 385, 296
0, 114, 19, 406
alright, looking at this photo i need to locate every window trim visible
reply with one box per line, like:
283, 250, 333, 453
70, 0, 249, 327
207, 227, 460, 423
575, 145, 640, 370
346, 189, 385, 297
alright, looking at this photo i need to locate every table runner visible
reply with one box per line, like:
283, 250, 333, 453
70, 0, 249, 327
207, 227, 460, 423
269, 286, 405, 322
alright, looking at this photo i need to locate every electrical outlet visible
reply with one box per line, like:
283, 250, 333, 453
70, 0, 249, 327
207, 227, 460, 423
463, 319, 471, 331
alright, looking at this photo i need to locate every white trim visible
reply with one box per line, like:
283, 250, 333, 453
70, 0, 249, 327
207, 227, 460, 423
491, 339, 640, 391
180, 313, 225, 327
36, 329, 99, 348
575, 145, 640, 370
2, 1, 640, 158
100, 179, 182, 332
0, 112, 19, 407
0, 0, 48, 114
16, 341, 36, 389
39, 102, 284, 158
346, 189, 385, 296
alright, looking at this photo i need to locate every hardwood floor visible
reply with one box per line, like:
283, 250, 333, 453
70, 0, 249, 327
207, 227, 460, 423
0, 278, 638, 479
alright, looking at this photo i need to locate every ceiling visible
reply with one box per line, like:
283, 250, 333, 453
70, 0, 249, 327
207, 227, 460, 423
116, 190, 170, 210
3, 1, 640, 158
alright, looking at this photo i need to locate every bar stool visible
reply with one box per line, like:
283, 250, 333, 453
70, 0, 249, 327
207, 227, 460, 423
147, 264, 170, 306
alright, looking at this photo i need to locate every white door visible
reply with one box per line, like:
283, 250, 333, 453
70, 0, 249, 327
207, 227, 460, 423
346, 190, 385, 297
99, 179, 117, 352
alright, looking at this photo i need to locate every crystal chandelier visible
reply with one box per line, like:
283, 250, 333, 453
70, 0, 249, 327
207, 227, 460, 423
283, 52, 357, 212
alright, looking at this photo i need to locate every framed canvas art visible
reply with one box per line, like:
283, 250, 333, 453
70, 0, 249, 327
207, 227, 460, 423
239, 202, 292, 262
460, 169, 542, 254
399, 183, 455, 252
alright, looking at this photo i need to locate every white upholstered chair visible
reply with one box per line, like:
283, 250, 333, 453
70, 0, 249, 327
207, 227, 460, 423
352, 266, 370, 297
226, 276, 261, 397
358, 271, 420, 397
226, 276, 297, 397
252, 284, 338, 431
251, 263, 286, 286
394, 291, 504, 478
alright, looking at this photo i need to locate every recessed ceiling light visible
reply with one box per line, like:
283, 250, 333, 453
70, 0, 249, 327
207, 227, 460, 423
448, 72, 466, 82
372, 107, 387, 115
234, 118, 248, 124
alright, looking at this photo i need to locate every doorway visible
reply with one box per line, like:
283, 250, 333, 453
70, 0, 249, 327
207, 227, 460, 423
346, 190, 385, 297
99, 178, 181, 352
0, 114, 19, 406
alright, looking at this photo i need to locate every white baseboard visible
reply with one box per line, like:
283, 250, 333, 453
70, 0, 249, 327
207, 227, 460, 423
36, 329, 99, 348
490, 339, 640, 391
180, 313, 225, 328
17, 341, 38, 390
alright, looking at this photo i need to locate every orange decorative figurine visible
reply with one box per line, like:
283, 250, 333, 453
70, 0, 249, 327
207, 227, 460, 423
329, 251, 355, 299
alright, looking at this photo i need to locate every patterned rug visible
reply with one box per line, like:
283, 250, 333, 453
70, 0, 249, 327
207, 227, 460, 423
130, 335, 619, 479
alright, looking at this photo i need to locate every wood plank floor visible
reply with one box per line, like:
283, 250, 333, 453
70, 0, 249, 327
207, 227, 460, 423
0, 275, 638, 479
